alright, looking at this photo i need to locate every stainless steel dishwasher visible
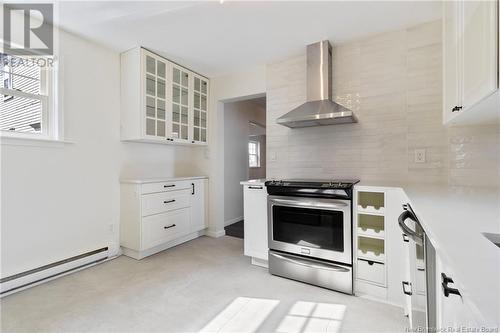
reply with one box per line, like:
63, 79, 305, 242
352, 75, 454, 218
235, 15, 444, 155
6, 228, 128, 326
399, 203, 436, 330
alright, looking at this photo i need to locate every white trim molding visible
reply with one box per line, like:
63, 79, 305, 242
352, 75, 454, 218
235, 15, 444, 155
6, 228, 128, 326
224, 216, 243, 227
205, 229, 226, 238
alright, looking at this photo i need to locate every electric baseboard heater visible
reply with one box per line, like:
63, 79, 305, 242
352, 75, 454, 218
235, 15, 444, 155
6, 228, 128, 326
0, 247, 109, 296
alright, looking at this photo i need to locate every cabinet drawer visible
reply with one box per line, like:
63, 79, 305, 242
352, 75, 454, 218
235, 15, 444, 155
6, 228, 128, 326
141, 180, 193, 195
357, 259, 385, 286
141, 190, 190, 216
141, 208, 190, 249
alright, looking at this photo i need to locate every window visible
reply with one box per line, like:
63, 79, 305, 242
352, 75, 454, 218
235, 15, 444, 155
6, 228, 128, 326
0, 53, 55, 138
249, 140, 260, 168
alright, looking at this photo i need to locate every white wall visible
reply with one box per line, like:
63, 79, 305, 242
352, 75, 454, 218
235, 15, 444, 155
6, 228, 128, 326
0, 28, 205, 277
266, 20, 500, 186
223, 100, 265, 225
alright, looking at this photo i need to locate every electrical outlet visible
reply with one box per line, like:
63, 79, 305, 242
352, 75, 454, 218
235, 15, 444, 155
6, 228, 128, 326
414, 149, 426, 163
270, 151, 277, 161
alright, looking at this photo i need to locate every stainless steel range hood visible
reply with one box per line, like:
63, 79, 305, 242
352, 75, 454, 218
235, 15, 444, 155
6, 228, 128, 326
276, 41, 357, 128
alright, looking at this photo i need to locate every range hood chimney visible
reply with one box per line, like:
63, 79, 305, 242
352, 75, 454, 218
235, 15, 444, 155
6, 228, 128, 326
276, 40, 357, 128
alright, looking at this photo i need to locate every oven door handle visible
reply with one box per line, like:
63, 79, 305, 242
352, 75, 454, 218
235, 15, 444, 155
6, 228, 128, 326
270, 198, 348, 210
270, 252, 350, 272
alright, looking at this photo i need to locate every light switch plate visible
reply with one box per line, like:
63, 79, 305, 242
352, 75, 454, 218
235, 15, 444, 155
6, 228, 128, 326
414, 149, 426, 163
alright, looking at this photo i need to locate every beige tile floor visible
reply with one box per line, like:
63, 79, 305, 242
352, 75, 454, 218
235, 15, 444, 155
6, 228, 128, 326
1, 236, 407, 333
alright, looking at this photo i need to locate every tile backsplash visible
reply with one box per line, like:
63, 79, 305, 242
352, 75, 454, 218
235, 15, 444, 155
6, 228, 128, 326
266, 20, 500, 187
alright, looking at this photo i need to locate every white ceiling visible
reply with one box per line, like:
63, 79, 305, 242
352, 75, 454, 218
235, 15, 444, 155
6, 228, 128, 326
57, 1, 442, 77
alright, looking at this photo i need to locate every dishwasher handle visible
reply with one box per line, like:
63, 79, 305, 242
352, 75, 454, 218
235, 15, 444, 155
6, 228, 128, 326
398, 209, 423, 245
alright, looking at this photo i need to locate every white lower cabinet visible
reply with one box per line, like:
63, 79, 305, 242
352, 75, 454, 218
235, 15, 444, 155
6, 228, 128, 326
190, 179, 207, 232
120, 177, 207, 259
354, 187, 407, 307
436, 255, 480, 329
142, 208, 190, 249
242, 183, 268, 265
357, 259, 385, 286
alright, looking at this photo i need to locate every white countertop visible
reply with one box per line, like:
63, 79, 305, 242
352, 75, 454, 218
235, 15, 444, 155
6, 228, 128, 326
357, 181, 500, 325
240, 179, 267, 186
120, 176, 208, 184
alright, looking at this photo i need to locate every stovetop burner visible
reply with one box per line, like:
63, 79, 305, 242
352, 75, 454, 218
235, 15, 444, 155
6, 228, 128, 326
265, 179, 359, 199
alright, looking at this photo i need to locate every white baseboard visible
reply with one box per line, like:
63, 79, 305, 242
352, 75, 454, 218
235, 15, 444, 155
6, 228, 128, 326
224, 216, 243, 226
206, 229, 226, 238
251, 257, 268, 268
121, 230, 205, 260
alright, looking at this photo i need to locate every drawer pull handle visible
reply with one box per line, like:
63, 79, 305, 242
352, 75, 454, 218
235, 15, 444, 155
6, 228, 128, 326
402, 281, 412, 296
164, 199, 176, 204
164, 224, 176, 229
441, 273, 461, 297
164, 184, 175, 188
248, 186, 263, 189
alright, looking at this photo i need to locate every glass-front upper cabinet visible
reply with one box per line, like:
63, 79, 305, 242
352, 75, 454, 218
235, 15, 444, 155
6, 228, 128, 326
120, 47, 209, 145
171, 66, 190, 142
144, 53, 167, 138
192, 76, 208, 143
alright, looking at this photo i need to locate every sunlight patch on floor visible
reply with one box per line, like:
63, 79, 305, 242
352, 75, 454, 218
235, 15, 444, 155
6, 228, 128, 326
200, 297, 280, 333
276, 301, 346, 333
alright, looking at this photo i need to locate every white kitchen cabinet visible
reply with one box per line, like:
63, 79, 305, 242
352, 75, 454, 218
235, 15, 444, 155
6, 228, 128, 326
190, 179, 208, 232
354, 187, 409, 310
443, 0, 499, 125
120, 177, 208, 259
121, 47, 209, 145
243, 183, 268, 266
192, 75, 208, 143
436, 255, 480, 328
170, 65, 190, 143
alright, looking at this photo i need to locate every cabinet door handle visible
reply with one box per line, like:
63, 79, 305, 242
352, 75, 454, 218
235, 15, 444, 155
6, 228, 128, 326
441, 273, 461, 297
452, 106, 463, 112
164, 224, 176, 229
164, 184, 175, 188
191, 183, 195, 195
163, 199, 176, 204
402, 281, 413, 296
248, 186, 263, 189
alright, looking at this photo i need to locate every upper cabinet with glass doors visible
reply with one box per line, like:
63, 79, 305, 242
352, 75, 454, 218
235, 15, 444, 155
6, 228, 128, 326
120, 47, 209, 145
144, 53, 167, 138
193, 75, 208, 143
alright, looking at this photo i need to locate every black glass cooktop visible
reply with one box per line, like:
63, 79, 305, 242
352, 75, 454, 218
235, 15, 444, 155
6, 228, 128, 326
265, 179, 359, 189
265, 179, 359, 199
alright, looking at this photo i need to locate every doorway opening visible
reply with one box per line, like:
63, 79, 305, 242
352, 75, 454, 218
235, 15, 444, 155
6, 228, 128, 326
223, 96, 266, 239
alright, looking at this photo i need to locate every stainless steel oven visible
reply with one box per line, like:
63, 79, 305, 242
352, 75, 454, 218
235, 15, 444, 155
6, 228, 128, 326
268, 196, 352, 264
265, 179, 358, 294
